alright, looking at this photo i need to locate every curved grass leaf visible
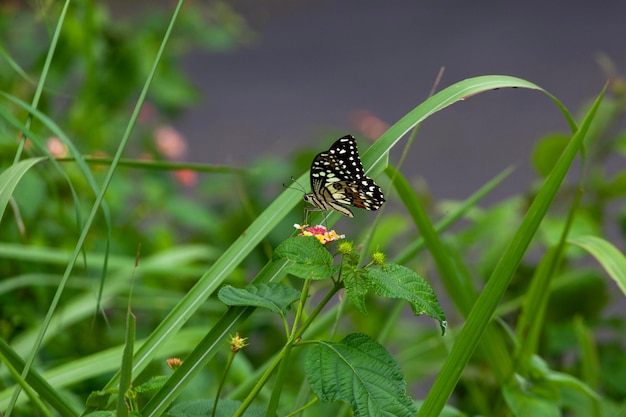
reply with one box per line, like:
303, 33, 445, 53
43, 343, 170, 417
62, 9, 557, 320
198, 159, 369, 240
568, 235, 626, 296
218, 283, 301, 315
0, 338, 79, 417
305, 333, 416, 417
368, 264, 446, 335
0, 157, 45, 222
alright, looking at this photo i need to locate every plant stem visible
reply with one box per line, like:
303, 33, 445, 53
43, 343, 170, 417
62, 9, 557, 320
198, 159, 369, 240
234, 281, 342, 417
212, 351, 236, 417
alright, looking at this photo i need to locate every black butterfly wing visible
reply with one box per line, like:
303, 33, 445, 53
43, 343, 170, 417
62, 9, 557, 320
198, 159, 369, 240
310, 135, 385, 211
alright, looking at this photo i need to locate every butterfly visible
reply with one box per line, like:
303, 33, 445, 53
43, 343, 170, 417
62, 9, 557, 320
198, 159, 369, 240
303, 135, 385, 221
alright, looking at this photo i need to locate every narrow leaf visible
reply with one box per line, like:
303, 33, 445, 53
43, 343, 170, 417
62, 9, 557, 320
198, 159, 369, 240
117, 308, 136, 417
0, 158, 45, 222
306, 333, 417, 417
368, 264, 446, 334
218, 283, 301, 315
272, 236, 338, 279
418, 86, 605, 416
502, 378, 560, 417
568, 235, 626, 296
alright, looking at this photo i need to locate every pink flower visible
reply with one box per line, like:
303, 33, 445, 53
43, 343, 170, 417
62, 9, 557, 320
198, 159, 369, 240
294, 224, 345, 245
46, 137, 68, 158
154, 125, 187, 160
166, 357, 183, 370
350, 109, 389, 141
173, 169, 198, 188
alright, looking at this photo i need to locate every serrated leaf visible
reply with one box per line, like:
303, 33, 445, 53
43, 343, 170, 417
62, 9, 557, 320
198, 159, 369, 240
368, 264, 446, 335
343, 267, 370, 315
305, 333, 417, 417
134, 375, 169, 394
85, 390, 115, 409
272, 236, 338, 279
166, 399, 268, 417
217, 283, 301, 315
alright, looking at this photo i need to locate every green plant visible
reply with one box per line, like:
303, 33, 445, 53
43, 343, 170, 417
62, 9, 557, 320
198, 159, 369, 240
1, 2, 626, 417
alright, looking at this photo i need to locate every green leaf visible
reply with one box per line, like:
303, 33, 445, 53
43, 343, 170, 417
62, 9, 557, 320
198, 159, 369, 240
532, 134, 570, 178
368, 264, 446, 335
418, 86, 605, 417
568, 235, 626, 296
217, 283, 301, 315
343, 267, 371, 315
118, 308, 136, 417
305, 333, 417, 417
502, 376, 560, 417
85, 389, 115, 410
134, 376, 169, 394
83, 412, 116, 417
272, 236, 338, 279
166, 399, 268, 417
0, 157, 45, 223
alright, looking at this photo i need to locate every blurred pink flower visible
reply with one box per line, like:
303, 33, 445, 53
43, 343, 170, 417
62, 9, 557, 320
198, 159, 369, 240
173, 169, 198, 188
154, 125, 187, 160
138, 102, 157, 124
46, 137, 69, 158
350, 110, 389, 141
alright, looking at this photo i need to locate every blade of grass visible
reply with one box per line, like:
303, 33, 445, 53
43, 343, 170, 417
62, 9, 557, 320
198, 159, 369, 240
0, 339, 79, 417
0, 328, 207, 409
11, 0, 69, 164
0, 158, 45, 221
568, 235, 626, 296
417, 86, 606, 417
117, 309, 135, 417
56, 156, 245, 173
515, 186, 583, 375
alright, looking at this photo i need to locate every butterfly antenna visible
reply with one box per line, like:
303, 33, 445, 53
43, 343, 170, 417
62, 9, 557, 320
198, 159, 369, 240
283, 176, 307, 193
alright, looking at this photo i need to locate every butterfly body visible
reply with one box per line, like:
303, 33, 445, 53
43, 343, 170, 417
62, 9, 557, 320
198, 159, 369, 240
303, 135, 385, 220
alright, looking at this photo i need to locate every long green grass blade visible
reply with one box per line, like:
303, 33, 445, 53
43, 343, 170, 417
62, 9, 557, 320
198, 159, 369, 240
0, 338, 79, 417
417, 86, 606, 417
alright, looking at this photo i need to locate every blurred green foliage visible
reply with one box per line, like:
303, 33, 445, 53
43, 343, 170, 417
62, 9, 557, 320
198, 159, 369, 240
0, 1, 626, 417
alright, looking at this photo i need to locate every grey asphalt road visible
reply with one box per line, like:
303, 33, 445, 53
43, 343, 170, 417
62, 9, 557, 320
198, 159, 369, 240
177, 0, 625, 200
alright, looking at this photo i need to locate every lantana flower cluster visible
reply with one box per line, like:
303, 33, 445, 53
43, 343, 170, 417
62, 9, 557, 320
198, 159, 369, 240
294, 224, 345, 245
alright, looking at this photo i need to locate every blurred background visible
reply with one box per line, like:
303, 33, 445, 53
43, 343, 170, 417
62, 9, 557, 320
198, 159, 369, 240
2, 1, 626, 414
127, 0, 626, 199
